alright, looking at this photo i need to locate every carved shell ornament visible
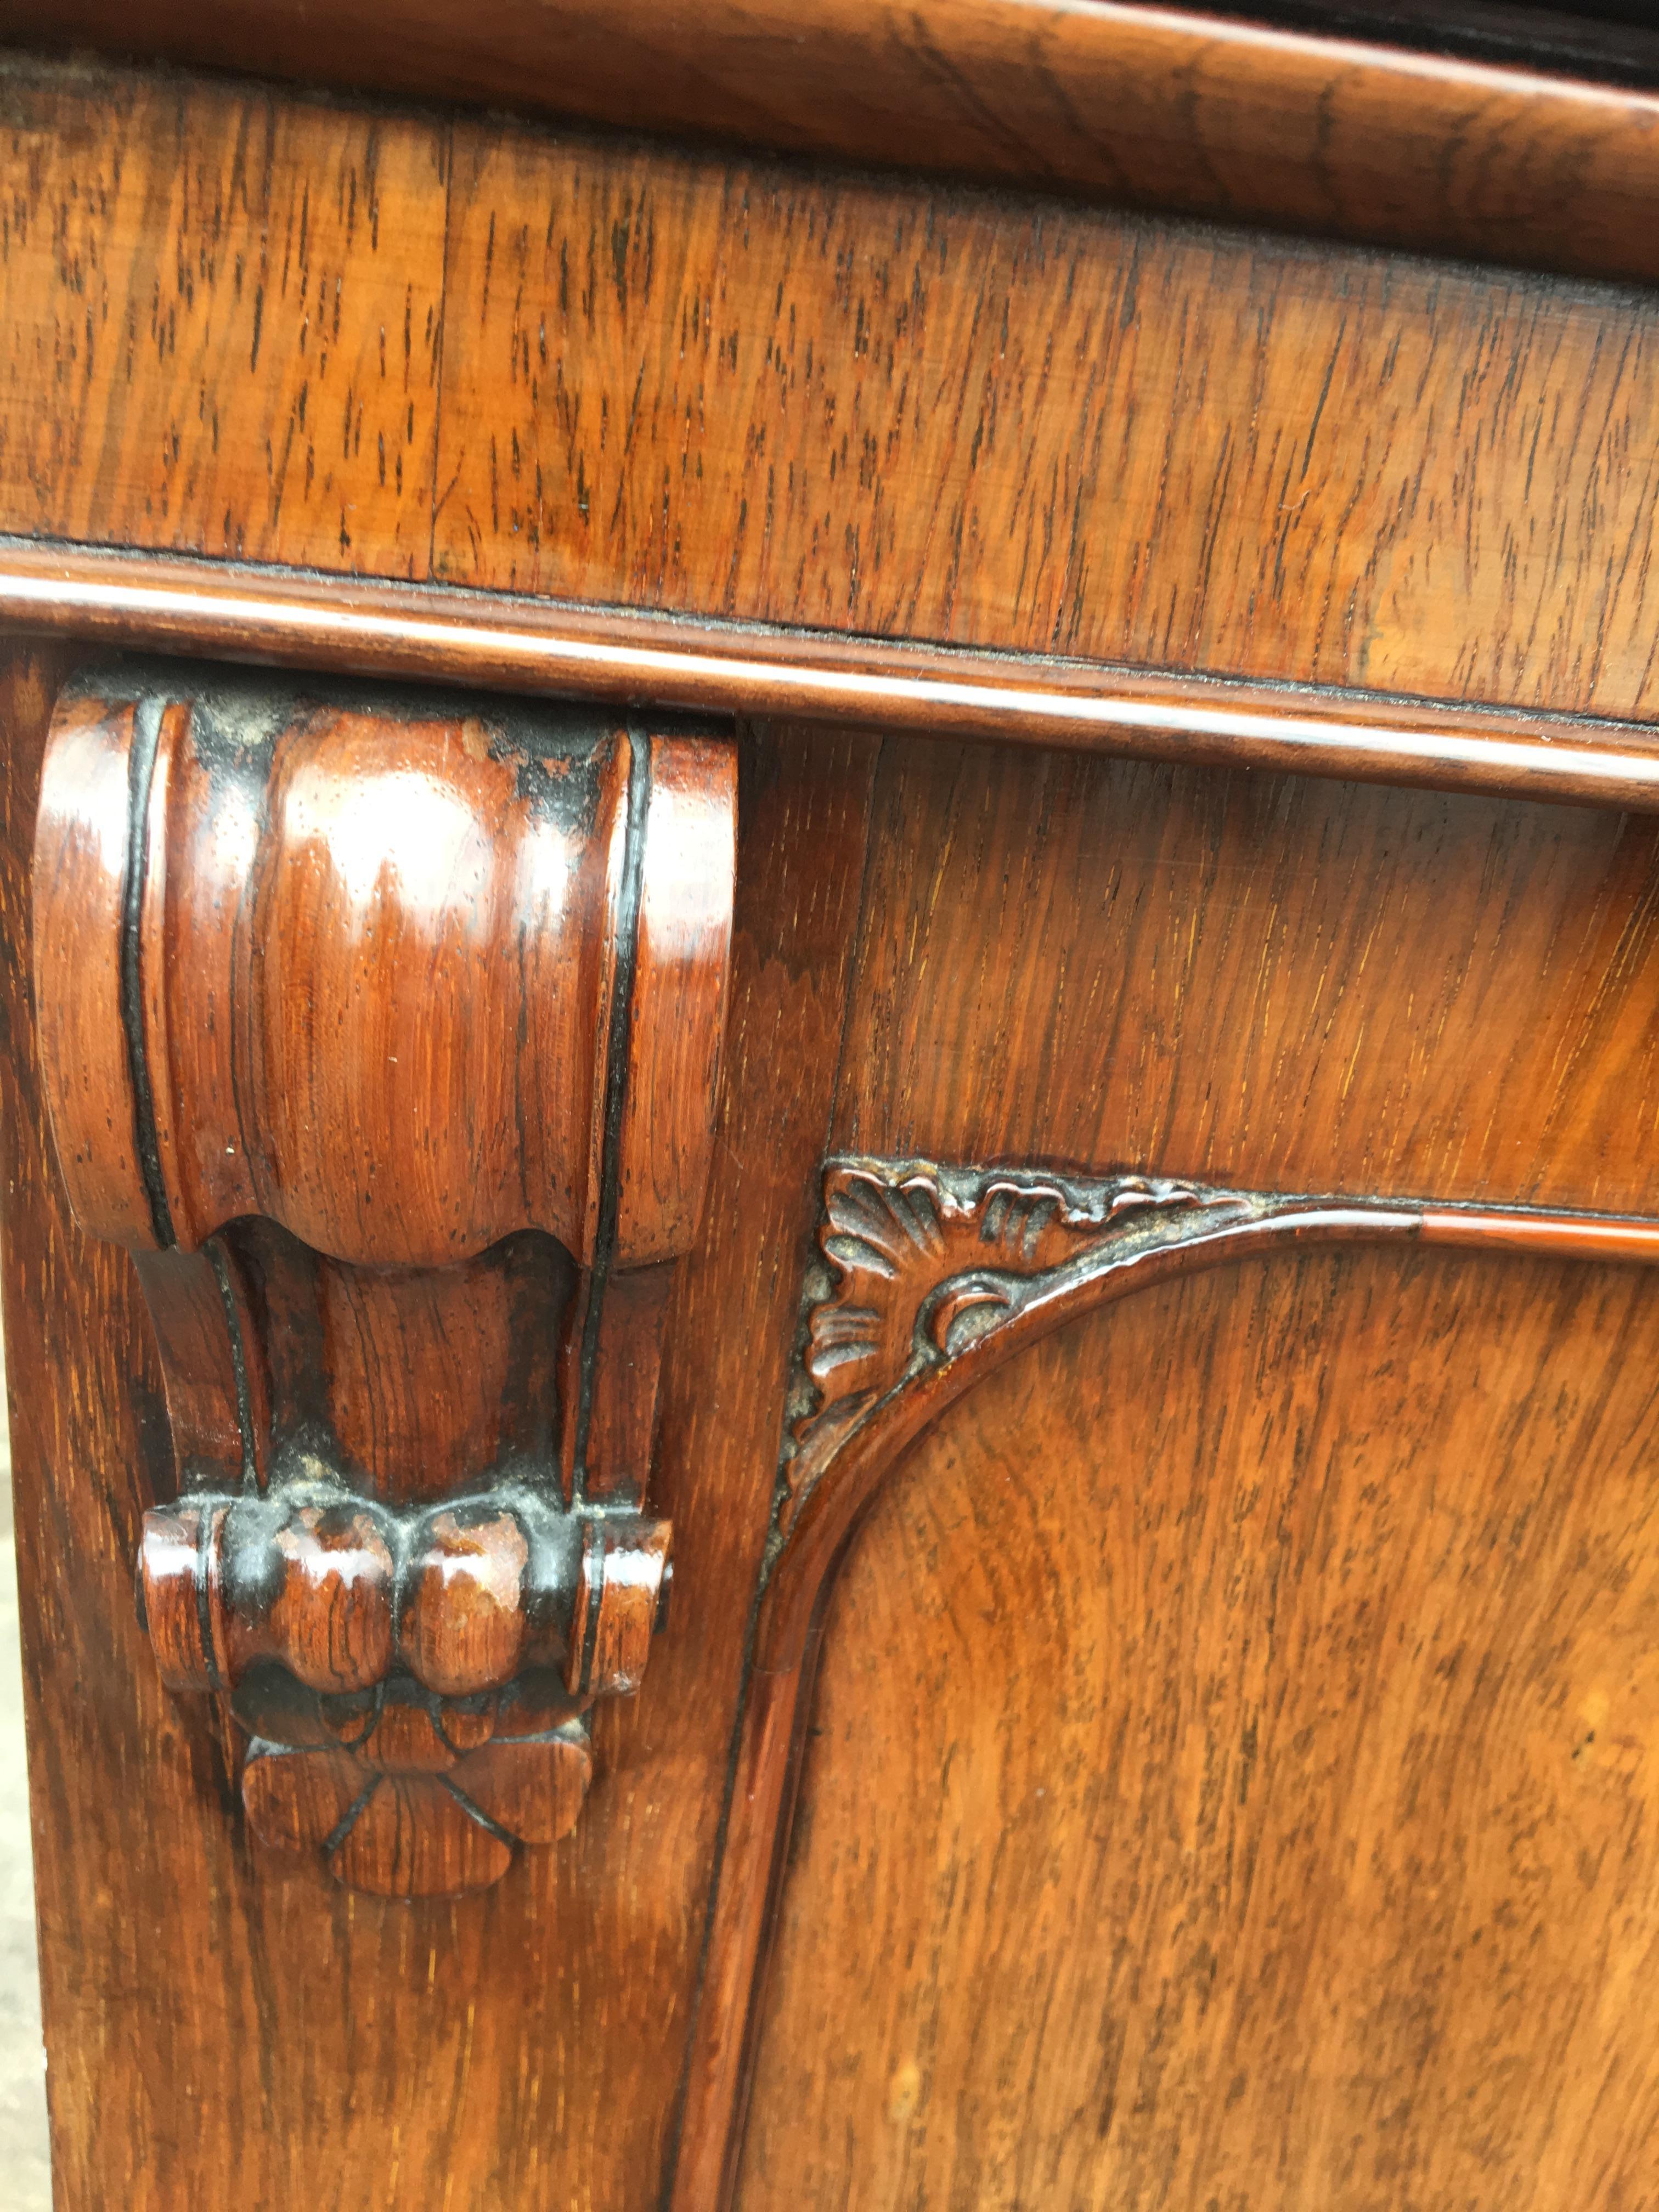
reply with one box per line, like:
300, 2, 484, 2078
782, 1161, 1246, 1533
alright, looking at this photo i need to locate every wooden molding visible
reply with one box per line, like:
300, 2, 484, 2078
6, 541, 1659, 811
31, 663, 736, 1898
6, 4, 1659, 284
673, 1154, 1659, 2206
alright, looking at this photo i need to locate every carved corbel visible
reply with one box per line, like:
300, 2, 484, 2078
32, 665, 735, 1897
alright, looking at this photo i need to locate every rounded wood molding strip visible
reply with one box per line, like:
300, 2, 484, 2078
8, 3, 1659, 285
672, 1159, 1659, 2210
6, 538, 1659, 810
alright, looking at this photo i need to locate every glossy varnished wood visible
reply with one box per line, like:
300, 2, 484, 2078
32, 669, 737, 1895
38, 679, 633, 1263
0, 633, 881, 2197
735, 1250, 1659, 2207
5, 24, 1659, 2209
12, 540, 1659, 811
831, 741, 1659, 1216
4, 61, 1659, 720
677, 1159, 1659, 2203
9, 3, 1659, 284
0, 65, 445, 575
430, 112, 1659, 719
671, 721, 1659, 2201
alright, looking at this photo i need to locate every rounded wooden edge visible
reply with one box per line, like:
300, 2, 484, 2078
11, 3, 1659, 284
7, 539, 1659, 812
31, 688, 160, 1246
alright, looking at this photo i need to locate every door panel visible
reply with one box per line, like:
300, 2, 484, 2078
736, 1247, 1659, 2208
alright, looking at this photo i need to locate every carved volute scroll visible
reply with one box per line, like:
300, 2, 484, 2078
32, 665, 736, 1898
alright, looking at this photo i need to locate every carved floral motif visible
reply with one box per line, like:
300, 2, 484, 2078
781, 1160, 1253, 1533
241, 1681, 592, 1896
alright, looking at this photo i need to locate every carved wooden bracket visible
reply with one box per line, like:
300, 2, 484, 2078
32, 665, 735, 1897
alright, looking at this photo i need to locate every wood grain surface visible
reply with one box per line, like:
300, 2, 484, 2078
0, 633, 879, 2198
5, 59, 1659, 720
5, 30, 1659, 2208
16, 679, 1659, 2191
0, 65, 445, 575
831, 739, 1659, 1215
678, 1155, 1659, 2203
676, 721, 1659, 2195
8, 2, 1659, 284
735, 1249, 1659, 2208
431, 116, 1659, 718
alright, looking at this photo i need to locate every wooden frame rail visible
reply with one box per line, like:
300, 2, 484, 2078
7, 2, 1659, 284
5, 539, 1659, 810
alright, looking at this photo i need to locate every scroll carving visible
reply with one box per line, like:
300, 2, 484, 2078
33, 665, 735, 1897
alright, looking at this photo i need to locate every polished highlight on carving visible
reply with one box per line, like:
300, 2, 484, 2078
32, 665, 735, 1897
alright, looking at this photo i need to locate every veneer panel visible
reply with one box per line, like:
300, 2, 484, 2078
832, 740, 1659, 1214
0, 66, 445, 574
736, 1249, 1659, 2208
